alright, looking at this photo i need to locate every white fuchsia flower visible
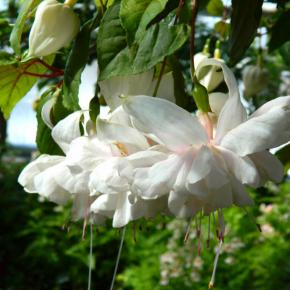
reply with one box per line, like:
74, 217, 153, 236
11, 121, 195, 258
28, 0, 80, 58
122, 59, 289, 219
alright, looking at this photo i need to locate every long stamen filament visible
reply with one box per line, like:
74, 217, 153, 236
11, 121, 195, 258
110, 227, 126, 290
208, 239, 223, 289
87, 223, 93, 290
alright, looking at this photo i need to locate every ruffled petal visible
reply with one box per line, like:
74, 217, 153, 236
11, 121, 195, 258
217, 146, 260, 187
33, 163, 71, 205
220, 105, 290, 156
97, 118, 149, 151
51, 111, 83, 153
18, 155, 64, 193
133, 154, 184, 199
229, 176, 254, 207
250, 151, 284, 184
89, 158, 131, 195
123, 95, 208, 150
41, 97, 55, 129
66, 136, 113, 170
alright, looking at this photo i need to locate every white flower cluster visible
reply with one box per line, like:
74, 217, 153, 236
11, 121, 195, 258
18, 58, 290, 229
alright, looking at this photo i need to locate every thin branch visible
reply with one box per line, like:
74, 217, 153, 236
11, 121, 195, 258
190, 0, 199, 80
23, 71, 64, 78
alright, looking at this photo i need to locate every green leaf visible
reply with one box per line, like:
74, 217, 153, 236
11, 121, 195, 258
279, 41, 290, 67
97, 2, 131, 79
9, 0, 40, 55
214, 20, 230, 39
120, 0, 168, 44
133, 22, 190, 72
207, 0, 224, 16
36, 90, 64, 155
0, 55, 54, 119
63, 19, 93, 111
89, 95, 100, 123
97, 2, 190, 80
168, 56, 191, 110
229, 0, 263, 65
269, 10, 290, 52
0, 51, 17, 66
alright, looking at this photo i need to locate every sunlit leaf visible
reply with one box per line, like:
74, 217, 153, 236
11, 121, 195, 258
9, 0, 40, 55
0, 55, 54, 118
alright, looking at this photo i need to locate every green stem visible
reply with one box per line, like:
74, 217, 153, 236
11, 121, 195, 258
153, 57, 167, 97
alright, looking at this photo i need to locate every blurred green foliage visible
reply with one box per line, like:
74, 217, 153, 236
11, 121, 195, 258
1, 152, 289, 289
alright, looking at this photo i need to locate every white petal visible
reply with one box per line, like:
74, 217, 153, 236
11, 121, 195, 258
217, 146, 260, 187
229, 176, 254, 207
66, 136, 112, 170
250, 151, 284, 184
250, 96, 290, 118
220, 105, 290, 156
99, 70, 154, 110
109, 106, 132, 127
126, 150, 168, 168
89, 158, 131, 195
203, 183, 233, 213
97, 118, 149, 151
215, 97, 247, 144
208, 92, 228, 116
112, 192, 133, 228
54, 167, 90, 194
123, 95, 208, 150
133, 154, 183, 199
71, 192, 93, 221
90, 194, 116, 215
41, 97, 55, 129
51, 111, 83, 153
34, 164, 71, 205
187, 146, 212, 185
196, 59, 247, 143
18, 155, 64, 193
168, 189, 202, 218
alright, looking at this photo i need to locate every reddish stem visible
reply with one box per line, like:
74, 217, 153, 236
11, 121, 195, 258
23, 71, 64, 78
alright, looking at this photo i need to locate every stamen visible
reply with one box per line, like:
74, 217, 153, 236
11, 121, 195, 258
212, 211, 219, 239
208, 239, 223, 289
82, 218, 88, 240
110, 227, 126, 290
184, 216, 193, 243
87, 223, 93, 290
114, 142, 128, 156
207, 214, 211, 249
218, 209, 225, 241
197, 211, 202, 255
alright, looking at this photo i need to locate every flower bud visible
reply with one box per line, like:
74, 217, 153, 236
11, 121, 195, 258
28, 0, 80, 57
192, 79, 211, 113
194, 53, 224, 93
242, 65, 269, 98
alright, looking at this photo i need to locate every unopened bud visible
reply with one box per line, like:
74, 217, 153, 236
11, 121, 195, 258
242, 64, 269, 98
28, 0, 80, 58
192, 79, 211, 113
